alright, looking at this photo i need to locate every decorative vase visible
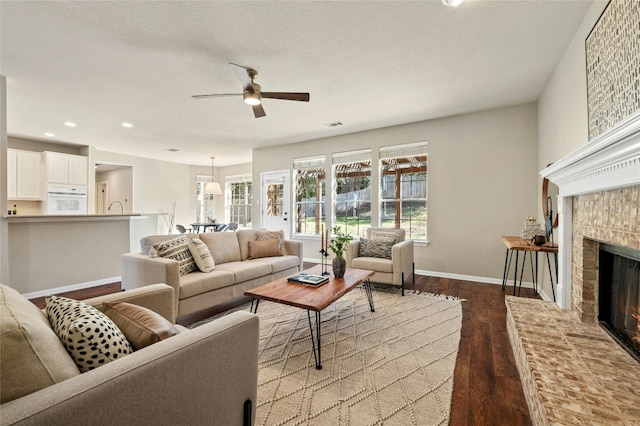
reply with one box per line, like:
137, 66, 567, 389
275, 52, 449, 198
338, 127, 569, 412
332, 256, 347, 278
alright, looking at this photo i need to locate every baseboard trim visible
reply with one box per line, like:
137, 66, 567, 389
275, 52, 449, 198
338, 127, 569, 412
21, 277, 122, 299
416, 269, 536, 289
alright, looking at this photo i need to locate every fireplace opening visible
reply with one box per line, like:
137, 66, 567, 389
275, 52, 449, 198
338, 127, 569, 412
598, 244, 640, 362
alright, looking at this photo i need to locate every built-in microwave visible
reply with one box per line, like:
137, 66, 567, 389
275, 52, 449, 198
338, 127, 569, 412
46, 185, 87, 215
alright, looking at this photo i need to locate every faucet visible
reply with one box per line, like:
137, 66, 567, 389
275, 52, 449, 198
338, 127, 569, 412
108, 200, 124, 214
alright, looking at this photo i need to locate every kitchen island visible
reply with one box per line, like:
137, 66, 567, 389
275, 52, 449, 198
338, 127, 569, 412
3, 213, 159, 297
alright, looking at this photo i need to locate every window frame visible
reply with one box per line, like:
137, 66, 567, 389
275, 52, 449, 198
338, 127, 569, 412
293, 156, 326, 236
225, 174, 252, 229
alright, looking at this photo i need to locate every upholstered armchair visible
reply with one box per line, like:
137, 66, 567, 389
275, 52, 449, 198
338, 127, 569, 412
345, 228, 414, 295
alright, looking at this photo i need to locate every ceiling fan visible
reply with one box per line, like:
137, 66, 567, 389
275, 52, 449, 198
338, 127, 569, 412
192, 63, 310, 118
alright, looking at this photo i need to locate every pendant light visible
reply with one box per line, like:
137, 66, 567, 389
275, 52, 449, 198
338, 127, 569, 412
204, 156, 222, 195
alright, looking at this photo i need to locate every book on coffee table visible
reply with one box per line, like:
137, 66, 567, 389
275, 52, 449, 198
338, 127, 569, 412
287, 273, 329, 286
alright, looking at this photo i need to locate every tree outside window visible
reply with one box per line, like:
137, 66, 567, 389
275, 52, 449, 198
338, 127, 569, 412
195, 175, 214, 223
294, 157, 325, 235
380, 143, 427, 240
227, 175, 252, 228
333, 150, 372, 238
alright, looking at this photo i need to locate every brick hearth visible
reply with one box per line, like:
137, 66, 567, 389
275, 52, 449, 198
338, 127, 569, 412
506, 296, 640, 425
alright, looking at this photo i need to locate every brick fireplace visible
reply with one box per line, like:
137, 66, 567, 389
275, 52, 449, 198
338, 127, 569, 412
505, 112, 640, 425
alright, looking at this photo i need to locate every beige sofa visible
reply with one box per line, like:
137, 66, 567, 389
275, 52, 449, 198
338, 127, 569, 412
122, 229, 303, 319
0, 283, 259, 426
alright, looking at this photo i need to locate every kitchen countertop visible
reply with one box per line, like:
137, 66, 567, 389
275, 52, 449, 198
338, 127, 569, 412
4, 214, 142, 222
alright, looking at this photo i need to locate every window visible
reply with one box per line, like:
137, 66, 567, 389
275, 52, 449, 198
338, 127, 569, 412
293, 156, 326, 235
226, 174, 252, 228
195, 175, 214, 223
380, 142, 427, 240
332, 149, 372, 238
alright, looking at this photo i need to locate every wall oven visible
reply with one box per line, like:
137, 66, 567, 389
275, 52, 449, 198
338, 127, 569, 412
46, 185, 88, 215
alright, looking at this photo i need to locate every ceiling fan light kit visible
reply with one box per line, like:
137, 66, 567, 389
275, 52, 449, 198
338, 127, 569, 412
193, 62, 310, 118
442, 0, 464, 7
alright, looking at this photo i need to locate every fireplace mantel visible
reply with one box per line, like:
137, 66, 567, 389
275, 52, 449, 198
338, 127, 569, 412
541, 111, 640, 197
540, 111, 640, 309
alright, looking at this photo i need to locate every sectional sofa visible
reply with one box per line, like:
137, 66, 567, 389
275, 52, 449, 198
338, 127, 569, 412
0, 283, 258, 425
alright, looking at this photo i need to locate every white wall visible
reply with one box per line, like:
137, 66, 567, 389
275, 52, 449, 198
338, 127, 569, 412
0, 76, 8, 284
254, 103, 539, 282
536, 0, 609, 299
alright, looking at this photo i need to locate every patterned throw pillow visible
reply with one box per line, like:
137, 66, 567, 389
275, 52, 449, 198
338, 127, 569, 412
370, 230, 400, 243
103, 302, 180, 351
248, 239, 283, 259
359, 238, 394, 259
256, 230, 286, 255
187, 238, 215, 272
151, 235, 197, 276
45, 296, 133, 372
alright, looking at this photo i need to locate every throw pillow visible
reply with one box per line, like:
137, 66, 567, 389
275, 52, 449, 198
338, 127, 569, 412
151, 235, 197, 276
370, 229, 400, 243
358, 238, 394, 259
103, 302, 180, 351
46, 296, 133, 372
187, 238, 215, 272
248, 239, 283, 259
256, 230, 286, 255
0, 284, 80, 403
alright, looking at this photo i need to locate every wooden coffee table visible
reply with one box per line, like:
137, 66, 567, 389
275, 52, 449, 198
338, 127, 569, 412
244, 264, 375, 369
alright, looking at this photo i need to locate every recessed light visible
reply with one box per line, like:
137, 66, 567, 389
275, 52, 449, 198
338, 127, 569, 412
64, 121, 77, 127
122, 122, 133, 128
44, 132, 55, 137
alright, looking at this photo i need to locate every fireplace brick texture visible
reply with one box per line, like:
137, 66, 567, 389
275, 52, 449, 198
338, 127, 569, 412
572, 185, 640, 323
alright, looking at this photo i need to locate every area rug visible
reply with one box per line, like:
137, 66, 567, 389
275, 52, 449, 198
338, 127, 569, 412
193, 287, 463, 425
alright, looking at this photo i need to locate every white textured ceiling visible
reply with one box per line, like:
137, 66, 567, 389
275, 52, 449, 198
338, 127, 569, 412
1, 1, 593, 167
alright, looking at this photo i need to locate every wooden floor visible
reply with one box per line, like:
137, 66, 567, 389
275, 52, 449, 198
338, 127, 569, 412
29, 264, 537, 425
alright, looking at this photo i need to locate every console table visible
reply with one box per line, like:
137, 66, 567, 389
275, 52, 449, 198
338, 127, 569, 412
501, 236, 558, 300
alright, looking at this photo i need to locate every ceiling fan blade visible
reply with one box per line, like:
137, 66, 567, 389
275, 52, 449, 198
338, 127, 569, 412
229, 63, 254, 91
252, 104, 266, 118
261, 92, 310, 102
192, 93, 242, 99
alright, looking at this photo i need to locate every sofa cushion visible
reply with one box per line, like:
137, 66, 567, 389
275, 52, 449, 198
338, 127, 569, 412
198, 232, 241, 264
103, 302, 180, 350
352, 256, 394, 273
179, 270, 236, 300
256, 230, 286, 255
359, 238, 394, 259
151, 236, 197, 276
248, 239, 283, 259
215, 261, 272, 283
46, 296, 133, 372
0, 284, 80, 404
188, 238, 215, 272
237, 229, 261, 260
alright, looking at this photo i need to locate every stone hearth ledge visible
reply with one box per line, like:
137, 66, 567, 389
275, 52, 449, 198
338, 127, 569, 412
505, 296, 639, 426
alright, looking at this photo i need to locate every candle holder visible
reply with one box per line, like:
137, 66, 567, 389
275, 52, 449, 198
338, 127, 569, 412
319, 249, 331, 275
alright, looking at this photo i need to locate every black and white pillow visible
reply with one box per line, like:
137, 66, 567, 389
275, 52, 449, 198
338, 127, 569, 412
359, 238, 394, 259
150, 235, 197, 276
45, 296, 133, 372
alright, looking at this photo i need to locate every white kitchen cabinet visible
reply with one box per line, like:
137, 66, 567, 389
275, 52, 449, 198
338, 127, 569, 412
45, 152, 88, 185
68, 154, 88, 185
7, 149, 42, 200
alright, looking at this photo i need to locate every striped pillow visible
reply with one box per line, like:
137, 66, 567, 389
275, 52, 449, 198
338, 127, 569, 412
187, 238, 215, 272
150, 236, 197, 276
359, 238, 394, 259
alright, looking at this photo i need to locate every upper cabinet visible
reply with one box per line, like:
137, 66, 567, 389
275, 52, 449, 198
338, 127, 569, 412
45, 152, 88, 185
7, 149, 43, 200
